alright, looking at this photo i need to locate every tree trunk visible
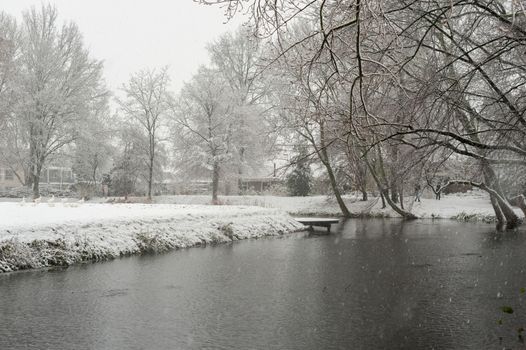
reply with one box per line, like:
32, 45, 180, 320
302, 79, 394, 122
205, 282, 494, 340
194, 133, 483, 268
382, 187, 417, 220
379, 188, 386, 209
490, 195, 505, 227
318, 139, 351, 216
482, 162, 519, 228
147, 131, 155, 201
31, 164, 41, 199
237, 147, 245, 195
212, 161, 220, 204
365, 157, 417, 220
400, 185, 405, 210
147, 160, 153, 201
480, 184, 520, 229
317, 121, 351, 217
323, 159, 351, 217
361, 189, 368, 201
509, 195, 526, 218
390, 179, 399, 203
359, 162, 368, 201
32, 176, 40, 199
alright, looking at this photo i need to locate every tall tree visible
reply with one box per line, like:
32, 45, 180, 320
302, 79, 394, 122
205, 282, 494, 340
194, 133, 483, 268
0, 13, 25, 185
16, 5, 107, 198
172, 66, 236, 203
118, 67, 172, 200
207, 29, 269, 192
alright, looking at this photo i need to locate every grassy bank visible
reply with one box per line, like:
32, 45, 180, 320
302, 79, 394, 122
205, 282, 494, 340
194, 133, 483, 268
0, 203, 304, 273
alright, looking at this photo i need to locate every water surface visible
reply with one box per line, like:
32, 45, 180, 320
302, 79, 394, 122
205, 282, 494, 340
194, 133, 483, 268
0, 219, 525, 349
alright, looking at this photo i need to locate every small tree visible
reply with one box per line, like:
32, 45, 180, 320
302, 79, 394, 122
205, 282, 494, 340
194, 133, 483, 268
287, 151, 312, 196
110, 128, 145, 199
72, 115, 113, 191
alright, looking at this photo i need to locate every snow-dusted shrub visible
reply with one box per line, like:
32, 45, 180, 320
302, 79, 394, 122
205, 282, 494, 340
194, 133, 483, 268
219, 222, 235, 240
262, 183, 288, 196
0, 238, 38, 272
452, 212, 496, 223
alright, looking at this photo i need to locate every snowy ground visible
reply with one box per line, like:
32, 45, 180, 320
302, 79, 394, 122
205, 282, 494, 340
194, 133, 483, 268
0, 203, 304, 273
1, 190, 523, 272
156, 190, 525, 221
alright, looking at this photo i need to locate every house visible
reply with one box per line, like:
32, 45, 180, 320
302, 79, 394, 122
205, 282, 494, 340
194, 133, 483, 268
39, 166, 75, 189
239, 177, 282, 193
0, 167, 19, 191
0, 163, 75, 192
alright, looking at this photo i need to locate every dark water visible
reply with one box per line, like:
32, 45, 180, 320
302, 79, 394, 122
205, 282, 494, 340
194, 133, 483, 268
1, 219, 526, 350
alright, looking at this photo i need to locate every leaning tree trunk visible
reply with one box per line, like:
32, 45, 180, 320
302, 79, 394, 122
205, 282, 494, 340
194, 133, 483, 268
480, 184, 520, 229
509, 195, 526, 217
365, 157, 417, 220
447, 180, 520, 229
379, 186, 386, 209
489, 195, 505, 228
482, 162, 520, 228
383, 187, 417, 220
320, 154, 351, 217
318, 122, 351, 217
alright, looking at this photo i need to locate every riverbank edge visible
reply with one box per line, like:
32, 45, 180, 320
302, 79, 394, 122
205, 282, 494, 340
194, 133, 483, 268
0, 209, 305, 273
287, 211, 501, 223
153, 194, 524, 224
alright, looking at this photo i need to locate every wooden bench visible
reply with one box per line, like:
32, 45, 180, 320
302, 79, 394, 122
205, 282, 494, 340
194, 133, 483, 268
295, 218, 340, 232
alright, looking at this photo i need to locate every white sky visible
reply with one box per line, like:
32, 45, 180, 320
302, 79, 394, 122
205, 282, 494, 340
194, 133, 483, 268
0, 0, 245, 93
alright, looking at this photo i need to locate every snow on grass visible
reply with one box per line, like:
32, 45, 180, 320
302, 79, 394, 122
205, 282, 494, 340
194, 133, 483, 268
157, 190, 525, 222
0, 203, 304, 273
1, 190, 521, 272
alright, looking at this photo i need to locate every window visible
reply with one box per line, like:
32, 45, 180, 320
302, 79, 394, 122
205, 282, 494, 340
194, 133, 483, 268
4, 169, 13, 181
49, 169, 61, 183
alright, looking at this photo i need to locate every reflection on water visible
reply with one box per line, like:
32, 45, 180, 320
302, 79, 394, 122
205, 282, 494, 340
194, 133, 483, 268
0, 219, 525, 349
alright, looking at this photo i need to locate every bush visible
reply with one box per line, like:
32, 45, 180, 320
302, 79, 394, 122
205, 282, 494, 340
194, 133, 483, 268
262, 183, 288, 196
286, 162, 312, 196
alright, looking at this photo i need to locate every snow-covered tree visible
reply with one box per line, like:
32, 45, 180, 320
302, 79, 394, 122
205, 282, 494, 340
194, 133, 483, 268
207, 29, 270, 191
172, 66, 234, 203
118, 67, 172, 200
110, 126, 147, 199
14, 5, 107, 198
72, 113, 113, 187
0, 13, 25, 185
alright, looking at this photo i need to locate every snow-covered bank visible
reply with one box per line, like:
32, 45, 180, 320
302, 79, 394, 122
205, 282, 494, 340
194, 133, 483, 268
156, 190, 525, 222
0, 203, 304, 273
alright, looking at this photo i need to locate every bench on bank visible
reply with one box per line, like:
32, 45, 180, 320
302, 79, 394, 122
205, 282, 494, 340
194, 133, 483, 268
295, 218, 340, 232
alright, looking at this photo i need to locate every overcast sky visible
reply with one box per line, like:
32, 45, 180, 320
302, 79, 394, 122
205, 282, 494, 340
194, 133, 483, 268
0, 0, 245, 92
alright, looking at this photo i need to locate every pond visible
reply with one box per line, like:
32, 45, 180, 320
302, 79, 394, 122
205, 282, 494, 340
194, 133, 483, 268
0, 219, 525, 349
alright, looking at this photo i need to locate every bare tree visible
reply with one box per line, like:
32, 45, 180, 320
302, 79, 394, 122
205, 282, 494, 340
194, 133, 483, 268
172, 66, 241, 203
73, 113, 114, 190
207, 28, 270, 192
203, 0, 526, 226
118, 67, 172, 200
